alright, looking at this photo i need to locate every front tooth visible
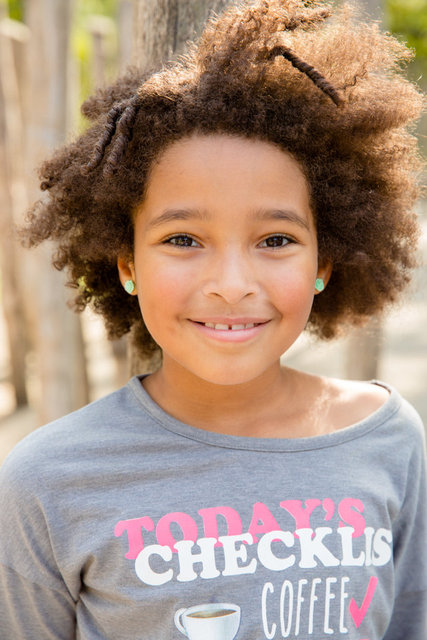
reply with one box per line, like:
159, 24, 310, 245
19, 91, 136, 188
245, 323, 255, 329
231, 324, 245, 330
205, 323, 215, 329
214, 323, 229, 330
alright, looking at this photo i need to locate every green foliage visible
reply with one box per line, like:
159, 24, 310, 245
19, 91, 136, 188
71, 0, 119, 129
2, 0, 119, 129
78, 0, 117, 17
386, 0, 427, 80
385, 1, 427, 158
5, 0, 23, 21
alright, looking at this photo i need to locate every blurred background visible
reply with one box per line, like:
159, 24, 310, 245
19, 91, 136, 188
1, 0, 426, 463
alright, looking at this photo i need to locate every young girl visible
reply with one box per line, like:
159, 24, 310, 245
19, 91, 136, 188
0, 1, 425, 638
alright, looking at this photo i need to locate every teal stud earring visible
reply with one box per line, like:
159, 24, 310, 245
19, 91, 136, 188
315, 278, 325, 293
124, 279, 135, 294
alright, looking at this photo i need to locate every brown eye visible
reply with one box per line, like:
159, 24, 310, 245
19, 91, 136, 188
165, 234, 199, 247
260, 235, 292, 248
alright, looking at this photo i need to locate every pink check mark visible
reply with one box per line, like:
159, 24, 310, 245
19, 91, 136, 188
349, 576, 378, 628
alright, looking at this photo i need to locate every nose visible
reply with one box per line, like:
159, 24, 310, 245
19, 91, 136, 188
201, 246, 259, 304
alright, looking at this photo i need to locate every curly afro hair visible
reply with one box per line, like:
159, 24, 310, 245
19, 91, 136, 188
21, 0, 424, 357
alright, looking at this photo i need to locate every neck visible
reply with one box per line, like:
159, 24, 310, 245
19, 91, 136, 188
142, 358, 295, 436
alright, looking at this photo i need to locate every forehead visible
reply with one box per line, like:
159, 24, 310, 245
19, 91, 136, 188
138, 134, 314, 226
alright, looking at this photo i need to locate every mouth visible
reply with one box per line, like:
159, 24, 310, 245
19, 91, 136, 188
189, 318, 270, 342
196, 322, 262, 331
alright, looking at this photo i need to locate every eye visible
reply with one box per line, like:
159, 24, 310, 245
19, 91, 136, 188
259, 234, 293, 249
163, 234, 200, 247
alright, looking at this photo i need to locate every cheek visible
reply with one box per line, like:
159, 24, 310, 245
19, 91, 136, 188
137, 260, 193, 322
269, 268, 316, 313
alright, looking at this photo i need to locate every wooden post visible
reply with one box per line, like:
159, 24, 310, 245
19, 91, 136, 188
118, 0, 134, 73
345, 319, 383, 381
345, 0, 384, 381
87, 15, 115, 89
0, 18, 31, 407
132, 0, 230, 66
88, 9, 130, 387
24, 0, 89, 423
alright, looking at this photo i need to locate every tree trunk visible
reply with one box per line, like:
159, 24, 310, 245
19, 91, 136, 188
345, 319, 383, 381
132, 0, 230, 68
88, 15, 116, 89
118, 0, 133, 73
0, 18, 31, 407
24, 0, 89, 423
129, 0, 232, 375
88, 7, 129, 388
345, 0, 384, 381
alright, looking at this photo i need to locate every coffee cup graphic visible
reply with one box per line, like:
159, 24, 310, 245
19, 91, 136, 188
174, 602, 240, 640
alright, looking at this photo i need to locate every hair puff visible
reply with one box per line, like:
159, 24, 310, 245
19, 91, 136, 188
21, 0, 424, 355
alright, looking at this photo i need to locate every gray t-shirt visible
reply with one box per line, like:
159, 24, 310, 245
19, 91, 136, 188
0, 377, 426, 639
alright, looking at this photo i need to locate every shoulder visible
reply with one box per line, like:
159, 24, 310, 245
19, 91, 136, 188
0, 381, 141, 492
327, 378, 389, 422
322, 377, 424, 438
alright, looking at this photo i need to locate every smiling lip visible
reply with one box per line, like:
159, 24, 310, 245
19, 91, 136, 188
189, 318, 270, 342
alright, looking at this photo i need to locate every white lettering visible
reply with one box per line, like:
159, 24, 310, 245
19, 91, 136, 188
338, 526, 365, 566
219, 532, 257, 576
324, 577, 337, 634
280, 580, 294, 637
174, 537, 219, 582
135, 544, 173, 586
340, 577, 350, 632
372, 528, 392, 566
257, 530, 295, 571
261, 576, 352, 638
261, 582, 276, 639
308, 578, 321, 634
295, 578, 308, 636
297, 528, 340, 568
364, 527, 374, 567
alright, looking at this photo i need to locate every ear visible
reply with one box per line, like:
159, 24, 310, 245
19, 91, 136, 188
315, 260, 332, 295
117, 256, 138, 295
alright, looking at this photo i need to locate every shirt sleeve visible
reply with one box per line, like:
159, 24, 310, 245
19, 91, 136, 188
0, 564, 76, 639
0, 444, 76, 639
383, 416, 427, 640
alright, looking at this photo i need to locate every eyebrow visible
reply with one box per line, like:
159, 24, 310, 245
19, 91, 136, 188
146, 209, 208, 229
253, 208, 310, 231
146, 207, 310, 230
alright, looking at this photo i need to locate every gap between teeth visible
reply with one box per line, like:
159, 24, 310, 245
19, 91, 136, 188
204, 323, 256, 330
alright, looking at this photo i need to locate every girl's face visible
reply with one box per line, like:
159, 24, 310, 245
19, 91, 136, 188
119, 134, 330, 386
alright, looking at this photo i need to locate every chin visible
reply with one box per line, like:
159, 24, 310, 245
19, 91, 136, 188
187, 363, 273, 388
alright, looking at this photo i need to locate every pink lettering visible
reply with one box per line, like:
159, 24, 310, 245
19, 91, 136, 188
280, 499, 321, 534
339, 498, 365, 537
349, 576, 378, 628
114, 517, 154, 559
198, 506, 242, 547
156, 512, 198, 552
248, 502, 281, 543
322, 498, 335, 521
